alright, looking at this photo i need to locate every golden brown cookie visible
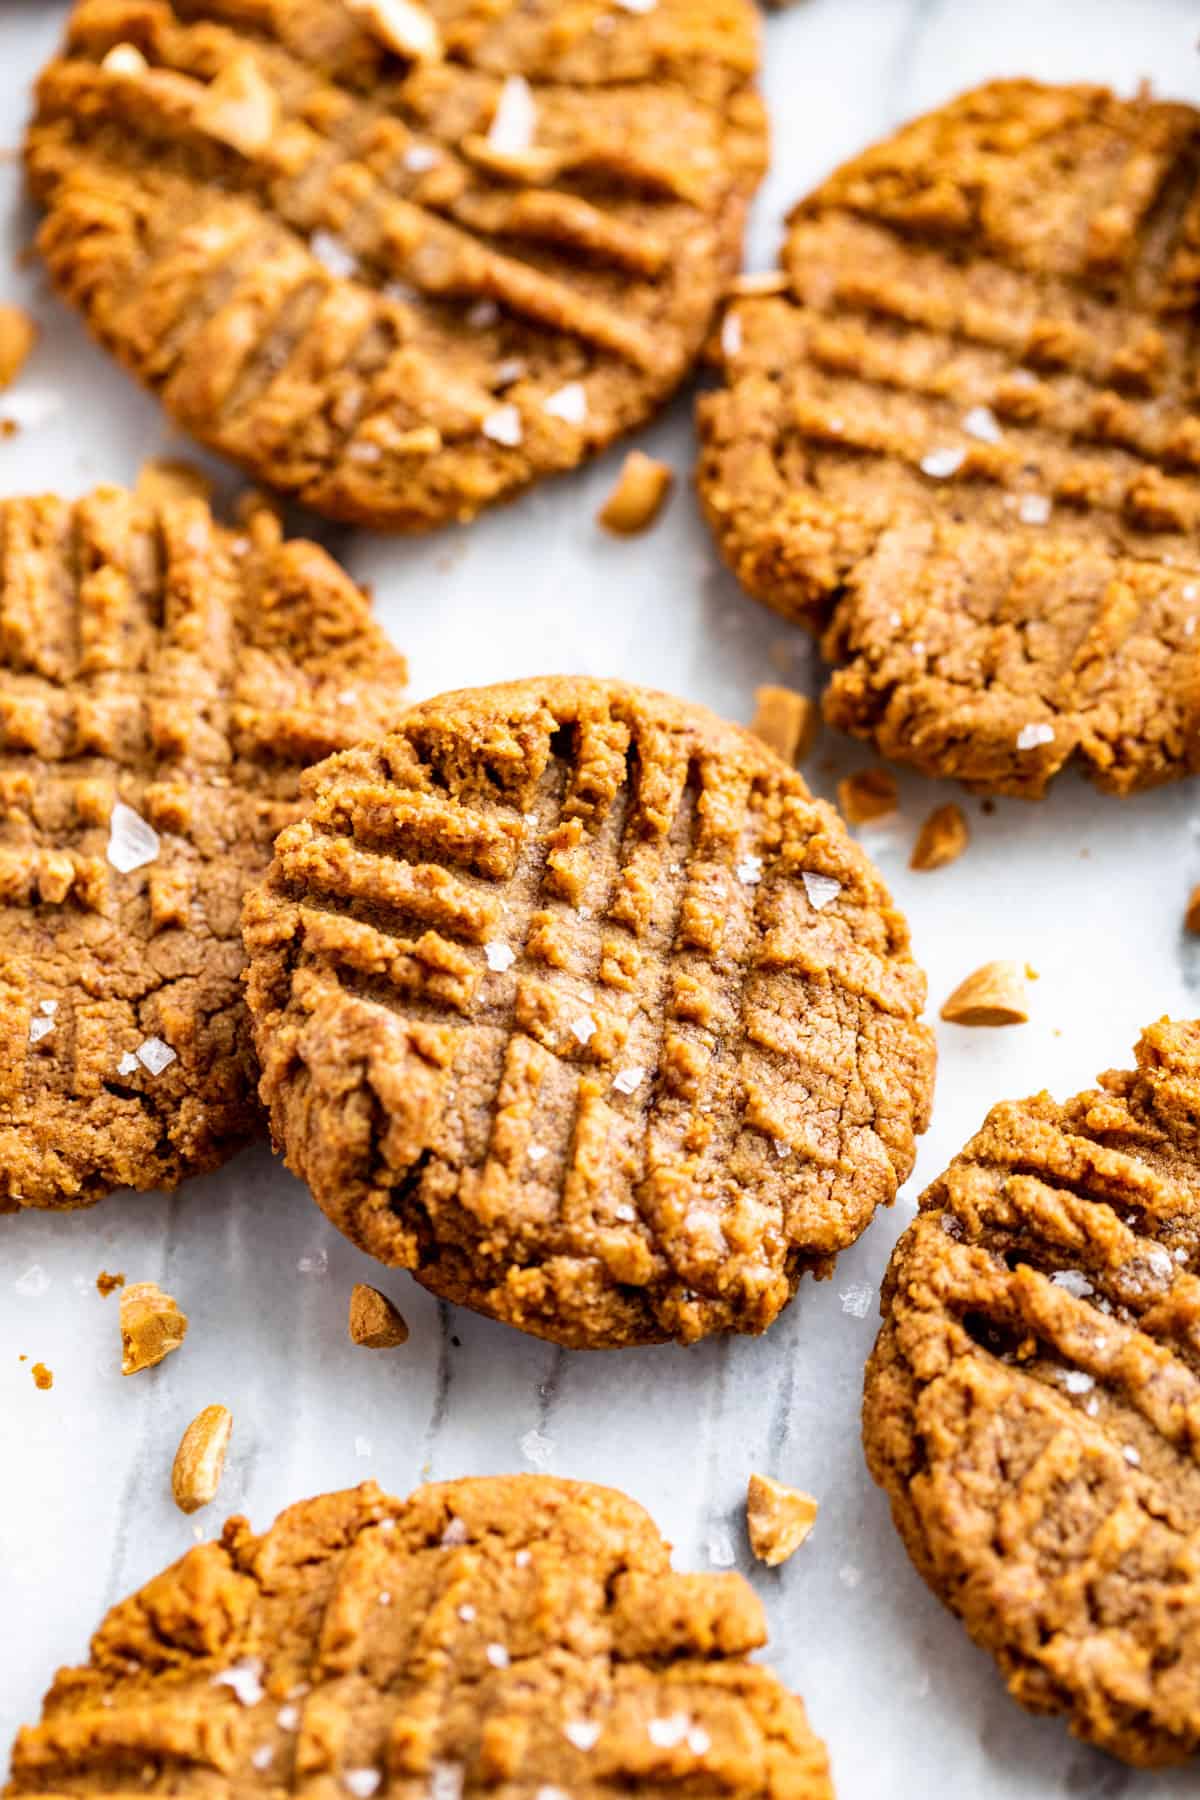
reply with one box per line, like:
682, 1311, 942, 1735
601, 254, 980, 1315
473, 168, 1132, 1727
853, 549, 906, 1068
243, 676, 935, 1348
0, 485, 406, 1212
697, 81, 1200, 798
27, 0, 766, 533
863, 1017, 1200, 1768
5, 1475, 834, 1800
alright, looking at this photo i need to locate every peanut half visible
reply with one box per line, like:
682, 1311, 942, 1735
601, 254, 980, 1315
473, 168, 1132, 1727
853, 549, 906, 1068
120, 1281, 188, 1375
911, 802, 969, 871
940, 960, 1029, 1027
749, 684, 817, 766
597, 451, 674, 536
172, 1404, 233, 1514
746, 1473, 819, 1567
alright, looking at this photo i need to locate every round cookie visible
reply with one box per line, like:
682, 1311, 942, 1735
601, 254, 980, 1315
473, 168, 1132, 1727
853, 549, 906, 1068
6, 1475, 834, 1800
243, 676, 935, 1348
0, 485, 406, 1212
28, 0, 767, 533
863, 1017, 1200, 1768
697, 80, 1200, 798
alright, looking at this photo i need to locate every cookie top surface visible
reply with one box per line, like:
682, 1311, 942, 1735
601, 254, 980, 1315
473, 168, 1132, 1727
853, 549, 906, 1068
243, 676, 935, 1349
697, 80, 1200, 797
863, 1017, 1200, 1767
6, 1475, 833, 1800
0, 485, 406, 1212
28, 0, 766, 532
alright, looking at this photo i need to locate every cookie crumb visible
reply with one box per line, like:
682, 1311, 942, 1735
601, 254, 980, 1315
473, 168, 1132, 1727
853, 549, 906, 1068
0, 304, 37, 391
119, 1281, 189, 1374
348, 1283, 410, 1349
31, 1361, 53, 1391
172, 1403, 232, 1513
135, 457, 213, 508
838, 767, 898, 825
1185, 883, 1200, 934
746, 1473, 818, 1566
910, 803, 969, 872
597, 451, 674, 535
940, 960, 1029, 1027
96, 1269, 125, 1297
749, 684, 816, 764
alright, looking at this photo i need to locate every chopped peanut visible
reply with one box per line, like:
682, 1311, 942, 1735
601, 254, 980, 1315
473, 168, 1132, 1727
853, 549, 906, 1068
911, 803, 969, 871
172, 1404, 233, 1513
0, 306, 37, 391
1186, 883, 1200, 935
746, 1473, 819, 1566
597, 451, 674, 536
940, 960, 1029, 1027
749, 685, 816, 765
119, 1281, 188, 1374
838, 767, 898, 825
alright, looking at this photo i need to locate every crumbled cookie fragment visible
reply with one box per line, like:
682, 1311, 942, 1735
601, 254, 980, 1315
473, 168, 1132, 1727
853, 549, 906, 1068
96, 1269, 125, 1297
0, 305, 37, 391
1186, 883, 1200, 935
597, 451, 674, 536
31, 1362, 53, 1391
135, 457, 213, 507
911, 803, 969, 872
171, 1404, 232, 1513
940, 960, 1029, 1027
838, 768, 898, 825
749, 685, 817, 764
746, 1473, 818, 1567
119, 1281, 188, 1374
348, 1283, 410, 1349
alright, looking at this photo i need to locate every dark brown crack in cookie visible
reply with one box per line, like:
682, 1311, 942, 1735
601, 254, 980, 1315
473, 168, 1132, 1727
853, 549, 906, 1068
27, 0, 766, 533
5, 1476, 834, 1800
0, 485, 406, 1212
697, 81, 1200, 798
243, 677, 935, 1349
863, 1018, 1200, 1768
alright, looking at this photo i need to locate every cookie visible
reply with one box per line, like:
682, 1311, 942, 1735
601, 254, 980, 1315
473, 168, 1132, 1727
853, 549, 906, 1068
697, 81, 1200, 797
28, 0, 766, 533
863, 1017, 1200, 1767
6, 1475, 833, 1800
0, 485, 406, 1212
243, 676, 935, 1348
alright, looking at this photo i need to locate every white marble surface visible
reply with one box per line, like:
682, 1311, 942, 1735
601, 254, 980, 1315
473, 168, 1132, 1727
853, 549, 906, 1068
2, 3, 1199, 1795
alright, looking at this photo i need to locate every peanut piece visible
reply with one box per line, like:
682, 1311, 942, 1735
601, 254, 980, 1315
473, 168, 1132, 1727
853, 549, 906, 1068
910, 802, 969, 871
597, 451, 674, 536
349, 1283, 410, 1349
838, 767, 898, 824
0, 306, 37, 392
749, 685, 816, 765
746, 1473, 818, 1567
172, 1404, 232, 1513
119, 1281, 188, 1374
940, 960, 1029, 1027
1186, 883, 1200, 935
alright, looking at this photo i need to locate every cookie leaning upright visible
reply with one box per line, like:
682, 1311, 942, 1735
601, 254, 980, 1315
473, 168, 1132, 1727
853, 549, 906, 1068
243, 676, 935, 1348
863, 1018, 1200, 1767
0, 486, 406, 1211
5, 1475, 834, 1800
698, 81, 1200, 797
26, 0, 767, 533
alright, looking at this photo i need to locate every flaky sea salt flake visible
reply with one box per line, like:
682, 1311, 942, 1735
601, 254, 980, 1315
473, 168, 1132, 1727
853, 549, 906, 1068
485, 941, 516, 972
488, 74, 536, 155
107, 800, 160, 872
309, 231, 359, 278
735, 853, 762, 886
344, 1769, 382, 1799
802, 870, 842, 910
1018, 492, 1051, 525
137, 1037, 176, 1075
1123, 1445, 1141, 1466
486, 1642, 510, 1668
212, 1659, 265, 1706
564, 1721, 601, 1751
1015, 722, 1054, 752
570, 1015, 596, 1046
28, 1016, 54, 1044
117, 1051, 139, 1076
920, 446, 964, 480
543, 382, 588, 425
648, 1715, 690, 1749
251, 1746, 275, 1771
520, 1427, 554, 1467
483, 404, 523, 448
963, 405, 1002, 444
612, 1066, 645, 1095
441, 1515, 469, 1546
1052, 1268, 1093, 1299
839, 1281, 872, 1319
404, 143, 440, 173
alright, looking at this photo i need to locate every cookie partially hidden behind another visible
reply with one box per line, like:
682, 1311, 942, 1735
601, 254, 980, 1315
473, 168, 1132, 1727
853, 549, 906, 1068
0, 485, 406, 1211
863, 1017, 1200, 1767
28, 0, 766, 532
698, 81, 1200, 797
6, 1475, 835, 1800
243, 676, 935, 1348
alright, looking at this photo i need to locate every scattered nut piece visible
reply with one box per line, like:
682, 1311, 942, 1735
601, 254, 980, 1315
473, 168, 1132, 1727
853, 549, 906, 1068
749, 685, 817, 765
349, 1283, 410, 1349
119, 1281, 189, 1375
746, 1473, 819, 1566
940, 960, 1029, 1027
0, 305, 37, 391
597, 451, 674, 536
96, 1269, 125, 1297
1186, 883, 1200, 934
910, 802, 969, 872
31, 1362, 53, 1391
838, 767, 898, 825
346, 0, 443, 60
194, 53, 281, 156
136, 457, 213, 508
172, 1404, 233, 1513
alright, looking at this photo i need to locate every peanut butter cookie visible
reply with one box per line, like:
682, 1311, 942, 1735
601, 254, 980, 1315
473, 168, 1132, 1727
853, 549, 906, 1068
698, 81, 1200, 797
28, 0, 766, 532
0, 485, 406, 1211
863, 1017, 1200, 1767
6, 1475, 834, 1800
243, 676, 935, 1348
